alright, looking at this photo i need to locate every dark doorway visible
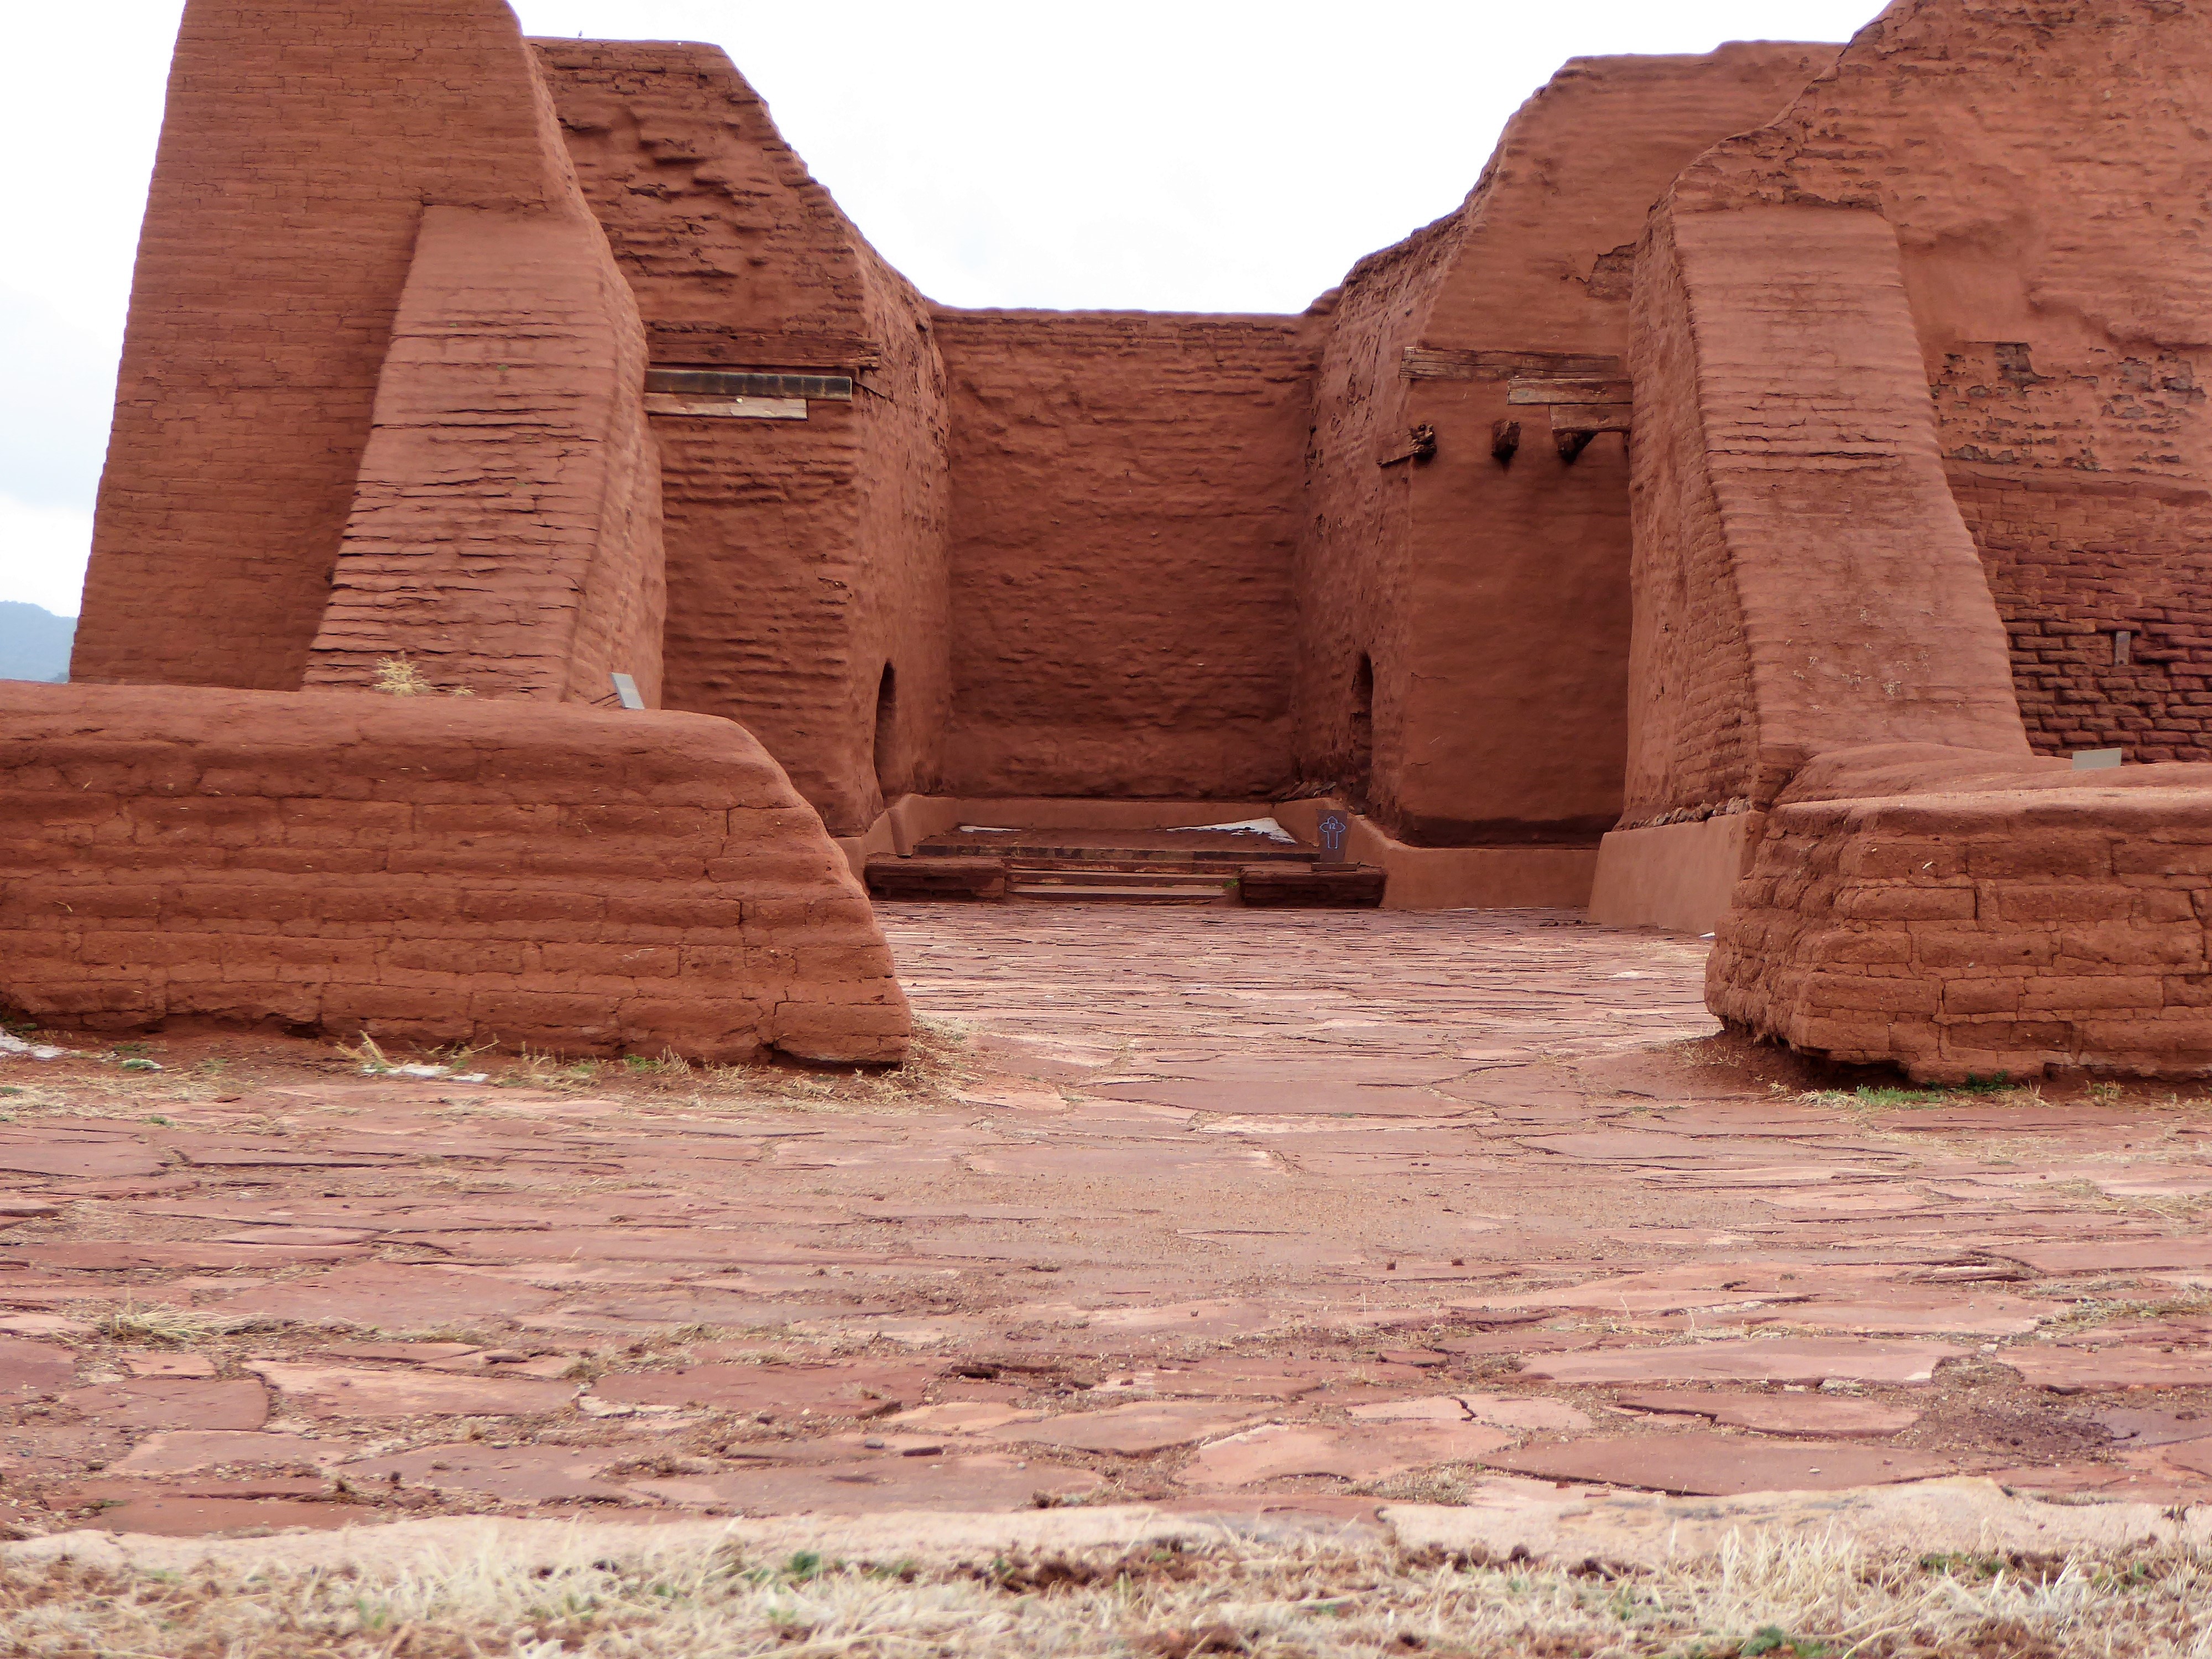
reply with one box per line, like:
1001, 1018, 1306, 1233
1349, 654, 1374, 812
872, 663, 899, 804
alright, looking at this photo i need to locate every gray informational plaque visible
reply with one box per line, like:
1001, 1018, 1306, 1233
610, 673, 645, 711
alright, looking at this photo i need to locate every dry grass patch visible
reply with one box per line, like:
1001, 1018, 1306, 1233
6, 1530, 2212, 1657
93, 1301, 234, 1346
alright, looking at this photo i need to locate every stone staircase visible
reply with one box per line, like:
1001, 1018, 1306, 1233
864, 828, 1385, 907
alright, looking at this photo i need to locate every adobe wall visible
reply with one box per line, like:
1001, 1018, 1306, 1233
539, 41, 951, 833
1619, 202, 2031, 827
1298, 46, 1835, 847
1615, 208, 1760, 833
1669, 0, 2212, 766
932, 312, 1313, 799
301, 205, 667, 704
1295, 223, 1457, 822
0, 684, 906, 1065
74, 0, 584, 692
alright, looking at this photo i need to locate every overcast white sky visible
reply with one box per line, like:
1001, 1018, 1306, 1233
0, 1, 1882, 619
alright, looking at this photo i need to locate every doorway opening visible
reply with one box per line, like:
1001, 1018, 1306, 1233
1349, 654, 1374, 812
872, 662, 899, 804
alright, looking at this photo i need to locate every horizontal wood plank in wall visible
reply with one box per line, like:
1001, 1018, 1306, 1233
641, 394, 808, 421
1548, 404, 1633, 434
646, 369, 853, 401
1506, 379, 1633, 406
1401, 346, 1625, 382
644, 324, 881, 371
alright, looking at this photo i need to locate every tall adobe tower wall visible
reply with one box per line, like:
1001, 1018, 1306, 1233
1667, 0, 2212, 770
1608, 0, 2212, 1079
538, 41, 952, 836
1298, 45, 1837, 851
75, 0, 659, 698
34, 3, 904, 1065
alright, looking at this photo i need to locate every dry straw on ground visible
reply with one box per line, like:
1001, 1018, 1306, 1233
6, 1528, 2211, 1658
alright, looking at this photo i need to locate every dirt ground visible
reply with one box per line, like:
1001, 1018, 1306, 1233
2, 904, 2210, 1649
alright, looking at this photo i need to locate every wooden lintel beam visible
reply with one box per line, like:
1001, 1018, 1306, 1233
1401, 346, 1625, 382
1507, 379, 1632, 406
1548, 405, 1633, 434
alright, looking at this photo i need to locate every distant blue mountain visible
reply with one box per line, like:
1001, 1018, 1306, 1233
0, 601, 74, 682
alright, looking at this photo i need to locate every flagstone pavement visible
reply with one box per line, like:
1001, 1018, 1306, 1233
2, 905, 2209, 1540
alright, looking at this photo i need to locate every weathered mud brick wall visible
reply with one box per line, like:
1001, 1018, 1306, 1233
0, 684, 907, 1064
1296, 222, 1455, 824
1299, 46, 1833, 846
933, 312, 1312, 799
75, 0, 590, 692
1627, 0, 2212, 1042
1709, 749, 2212, 1082
1619, 210, 1761, 830
301, 204, 667, 705
1620, 202, 2030, 827
540, 41, 951, 833
1670, 0, 2212, 766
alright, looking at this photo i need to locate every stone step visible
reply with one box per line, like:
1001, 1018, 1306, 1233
1005, 863, 1240, 905
919, 838, 1315, 867
864, 855, 1006, 901
1007, 879, 1234, 904
868, 844, 1385, 907
1000, 858, 1264, 878
1009, 866, 1238, 889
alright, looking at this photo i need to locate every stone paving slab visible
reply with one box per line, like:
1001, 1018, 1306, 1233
0, 907, 2206, 1540
1485, 1431, 1956, 1494
1611, 1389, 1923, 1438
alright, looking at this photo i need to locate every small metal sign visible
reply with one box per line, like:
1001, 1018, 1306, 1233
2072, 747, 2123, 770
1316, 809, 1351, 860
610, 672, 645, 711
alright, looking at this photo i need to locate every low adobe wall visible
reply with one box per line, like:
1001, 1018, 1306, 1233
1271, 799, 1595, 910
1589, 813, 1765, 936
1707, 749, 2212, 1082
0, 684, 906, 1064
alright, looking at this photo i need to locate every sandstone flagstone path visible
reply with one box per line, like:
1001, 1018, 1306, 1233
1, 905, 2209, 1538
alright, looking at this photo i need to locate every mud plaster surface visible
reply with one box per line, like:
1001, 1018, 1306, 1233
2, 906, 2210, 1544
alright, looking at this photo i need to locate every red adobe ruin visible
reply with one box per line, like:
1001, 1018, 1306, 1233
6, 0, 2208, 1081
